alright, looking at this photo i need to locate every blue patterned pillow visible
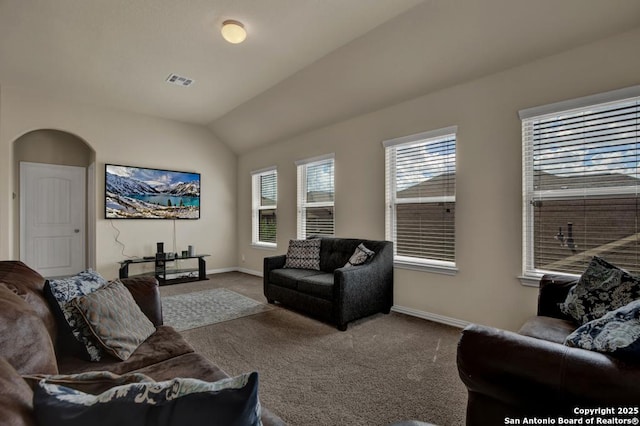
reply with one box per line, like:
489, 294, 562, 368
559, 257, 640, 325
33, 371, 261, 426
46, 270, 109, 361
564, 299, 640, 358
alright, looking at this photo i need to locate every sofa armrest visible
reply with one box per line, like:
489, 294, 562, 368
263, 255, 286, 288
458, 323, 640, 416
334, 243, 393, 325
120, 276, 163, 326
538, 273, 579, 319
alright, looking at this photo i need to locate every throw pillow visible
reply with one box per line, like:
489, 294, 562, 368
284, 239, 321, 270
343, 243, 375, 268
45, 269, 109, 361
33, 371, 261, 426
558, 256, 640, 325
564, 299, 640, 358
23, 370, 155, 395
72, 280, 156, 361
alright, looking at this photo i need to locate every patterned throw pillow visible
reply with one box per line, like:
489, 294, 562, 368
564, 299, 640, 358
33, 371, 261, 426
23, 370, 155, 395
284, 239, 321, 270
46, 270, 109, 361
72, 280, 156, 361
558, 257, 640, 325
344, 243, 375, 268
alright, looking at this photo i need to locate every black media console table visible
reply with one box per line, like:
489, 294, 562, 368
118, 254, 210, 285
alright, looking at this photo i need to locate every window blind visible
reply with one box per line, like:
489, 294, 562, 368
297, 155, 334, 239
251, 168, 277, 246
522, 95, 640, 276
384, 128, 457, 269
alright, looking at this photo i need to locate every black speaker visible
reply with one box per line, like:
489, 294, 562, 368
156, 242, 164, 254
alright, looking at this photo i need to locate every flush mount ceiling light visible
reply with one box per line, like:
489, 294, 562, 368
221, 20, 247, 44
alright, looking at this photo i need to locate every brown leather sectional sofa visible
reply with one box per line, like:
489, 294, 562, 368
457, 274, 640, 425
0, 260, 284, 425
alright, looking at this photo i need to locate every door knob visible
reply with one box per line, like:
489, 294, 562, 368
74, 229, 80, 233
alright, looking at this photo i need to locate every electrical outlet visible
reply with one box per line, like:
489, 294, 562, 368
241, 254, 246, 262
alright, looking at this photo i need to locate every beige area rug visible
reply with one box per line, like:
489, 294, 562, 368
161, 288, 273, 331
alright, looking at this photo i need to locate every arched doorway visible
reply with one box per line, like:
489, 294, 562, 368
13, 129, 96, 277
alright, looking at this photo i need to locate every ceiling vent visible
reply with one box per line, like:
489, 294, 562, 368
166, 73, 194, 87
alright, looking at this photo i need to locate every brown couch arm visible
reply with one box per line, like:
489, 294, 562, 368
458, 324, 640, 425
538, 273, 579, 319
120, 276, 163, 326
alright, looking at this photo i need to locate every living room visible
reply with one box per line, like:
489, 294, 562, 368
1, 1, 640, 425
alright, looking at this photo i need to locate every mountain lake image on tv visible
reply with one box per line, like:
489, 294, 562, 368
105, 164, 200, 219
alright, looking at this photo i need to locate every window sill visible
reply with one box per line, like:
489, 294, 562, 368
394, 260, 458, 276
518, 275, 542, 287
519, 271, 580, 287
251, 243, 277, 250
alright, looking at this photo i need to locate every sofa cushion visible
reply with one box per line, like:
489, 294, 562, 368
33, 371, 261, 426
284, 239, 321, 270
518, 316, 577, 344
269, 268, 325, 290
57, 325, 194, 375
0, 356, 35, 426
0, 284, 58, 375
72, 280, 156, 361
133, 352, 229, 383
297, 273, 335, 300
0, 261, 57, 341
559, 256, 640, 325
46, 270, 110, 361
564, 299, 640, 358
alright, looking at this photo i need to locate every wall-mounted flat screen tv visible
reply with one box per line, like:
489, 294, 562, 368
105, 164, 200, 219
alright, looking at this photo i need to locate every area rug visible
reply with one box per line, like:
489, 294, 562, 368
162, 288, 273, 331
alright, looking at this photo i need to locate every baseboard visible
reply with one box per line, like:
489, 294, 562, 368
391, 305, 470, 329
206, 267, 240, 275
206, 267, 263, 277
235, 267, 262, 277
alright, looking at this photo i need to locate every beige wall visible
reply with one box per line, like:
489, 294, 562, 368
237, 27, 640, 331
0, 87, 237, 279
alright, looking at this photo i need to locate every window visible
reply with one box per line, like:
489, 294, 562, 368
296, 154, 335, 239
383, 126, 457, 273
520, 86, 640, 282
251, 167, 277, 247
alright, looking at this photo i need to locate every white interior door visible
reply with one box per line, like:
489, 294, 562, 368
20, 162, 86, 277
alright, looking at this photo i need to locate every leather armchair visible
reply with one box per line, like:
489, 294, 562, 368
457, 274, 640, 425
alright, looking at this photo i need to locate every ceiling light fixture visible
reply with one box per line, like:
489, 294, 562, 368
221, 20, 247, 44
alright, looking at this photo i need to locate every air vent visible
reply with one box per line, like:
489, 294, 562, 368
166, 73, 194, 87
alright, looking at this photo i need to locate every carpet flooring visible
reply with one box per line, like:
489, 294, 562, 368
159, 272, 467, 426
162, 288, 273, 331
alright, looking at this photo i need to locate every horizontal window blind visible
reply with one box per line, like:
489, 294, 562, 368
522, 95, 640, 276
251, 168, 277, 245
297, 156, 334, 239
384, 129, 456, 266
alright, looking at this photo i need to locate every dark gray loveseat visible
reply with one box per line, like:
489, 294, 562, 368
264, 237, 393, 331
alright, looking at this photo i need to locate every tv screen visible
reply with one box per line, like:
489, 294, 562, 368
105, 164, 200, 219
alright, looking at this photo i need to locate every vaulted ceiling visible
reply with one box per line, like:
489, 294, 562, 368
2, 0, 640, 153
